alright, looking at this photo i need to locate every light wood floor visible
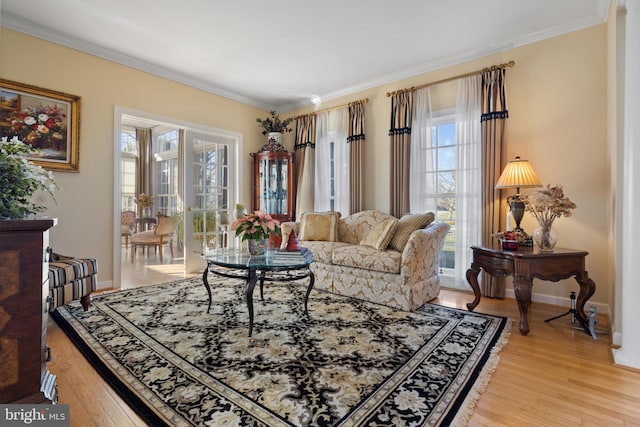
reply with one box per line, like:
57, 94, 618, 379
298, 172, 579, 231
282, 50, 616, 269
47, 248, 640, 426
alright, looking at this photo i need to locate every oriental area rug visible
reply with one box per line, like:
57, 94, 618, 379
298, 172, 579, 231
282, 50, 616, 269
52, 276, 511, 426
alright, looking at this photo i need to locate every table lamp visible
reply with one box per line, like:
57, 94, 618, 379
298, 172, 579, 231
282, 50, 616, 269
495, 156, 542, 232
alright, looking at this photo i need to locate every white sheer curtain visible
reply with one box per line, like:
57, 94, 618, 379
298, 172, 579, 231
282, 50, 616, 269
315, 108, 350, 215
409, 77, 482, 290
454, 75, 482, 288
409, 87, 437, 213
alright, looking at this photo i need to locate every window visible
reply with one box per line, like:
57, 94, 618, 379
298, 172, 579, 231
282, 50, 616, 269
154, 129, 180, 216
329, 141, 336, 211
192, 140, 229, 212
315, 108, 349, 214
413, 112, 457, 272
120, 129, 137, 211
191, 135, 232, 250
410, 77, 482, 290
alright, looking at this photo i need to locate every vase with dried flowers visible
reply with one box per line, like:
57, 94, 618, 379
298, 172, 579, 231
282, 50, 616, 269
135, 193, 155, 218
230, 210, 281, 256
0, 137, 57, 219
525, 184, 576, 251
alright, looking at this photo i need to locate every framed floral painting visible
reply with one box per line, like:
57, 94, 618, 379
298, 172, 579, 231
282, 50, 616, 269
0, 78, 80, 172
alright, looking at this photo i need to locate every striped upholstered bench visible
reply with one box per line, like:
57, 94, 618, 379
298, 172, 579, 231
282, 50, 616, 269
47, 249, 98, 312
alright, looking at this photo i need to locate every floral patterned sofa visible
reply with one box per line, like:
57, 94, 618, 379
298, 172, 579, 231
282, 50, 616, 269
281, 210, 450, 311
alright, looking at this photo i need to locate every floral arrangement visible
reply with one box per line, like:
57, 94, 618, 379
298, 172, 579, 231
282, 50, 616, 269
8, 105, 67, 151
231, 210, 281, 241
525, 184, 576, 228
0, 136, 57, 219
135, 193, 154, 208
256, 110, 293, 135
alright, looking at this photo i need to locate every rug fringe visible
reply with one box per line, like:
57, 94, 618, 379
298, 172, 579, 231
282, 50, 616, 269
449, 318, 513, 427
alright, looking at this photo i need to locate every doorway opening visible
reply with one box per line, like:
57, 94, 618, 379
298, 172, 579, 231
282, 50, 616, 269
113, 107, 242, 290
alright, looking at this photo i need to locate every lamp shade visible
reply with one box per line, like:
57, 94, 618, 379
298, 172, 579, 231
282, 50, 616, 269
495, 156, 542, 190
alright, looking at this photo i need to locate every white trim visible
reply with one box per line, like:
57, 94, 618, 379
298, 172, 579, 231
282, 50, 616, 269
613, 348, 640, 370
96, 280, 112, 292
441, 286, 612, 321
113, 111, 123, 289
612, 331, 622, 347
504, 289, 611, 319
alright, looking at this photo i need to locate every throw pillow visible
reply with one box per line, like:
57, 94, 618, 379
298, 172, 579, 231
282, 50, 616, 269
299, 211, 341, 241
389, 212, 436, 252
360, 218, 398, 250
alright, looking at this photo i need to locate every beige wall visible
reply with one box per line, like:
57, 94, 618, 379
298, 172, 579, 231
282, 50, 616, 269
287, 24, 611, 307
0, 27, 268, 285
1, 24, 612, 308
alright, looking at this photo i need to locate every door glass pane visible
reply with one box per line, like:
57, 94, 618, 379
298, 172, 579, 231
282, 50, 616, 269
276, 160, 287, 215
191, 138, 230, 255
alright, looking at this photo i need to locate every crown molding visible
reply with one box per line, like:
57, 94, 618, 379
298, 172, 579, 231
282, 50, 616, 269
281, 12, 608, 113
2, 8, 607, 113
0, 12, 273, 110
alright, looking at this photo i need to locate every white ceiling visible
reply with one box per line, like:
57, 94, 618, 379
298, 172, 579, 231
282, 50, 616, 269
0, 0, 610, 111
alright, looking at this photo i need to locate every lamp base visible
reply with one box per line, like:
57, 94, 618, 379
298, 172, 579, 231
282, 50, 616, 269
507, 195, 526, 232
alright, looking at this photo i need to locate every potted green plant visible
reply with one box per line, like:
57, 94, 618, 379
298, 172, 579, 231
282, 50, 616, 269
0, 137, 57, 219
256, 111, 293, 148
256, 110, 294, 135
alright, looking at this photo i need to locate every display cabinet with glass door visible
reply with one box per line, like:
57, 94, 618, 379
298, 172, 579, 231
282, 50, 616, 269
251, 150, 295, 223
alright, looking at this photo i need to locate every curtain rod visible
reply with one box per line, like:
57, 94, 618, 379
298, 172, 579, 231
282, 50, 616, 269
385, 60, 515, 97
294, 98, 369, 120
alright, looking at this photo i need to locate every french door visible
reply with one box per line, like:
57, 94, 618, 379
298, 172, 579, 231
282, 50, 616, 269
183, 130, 238, 273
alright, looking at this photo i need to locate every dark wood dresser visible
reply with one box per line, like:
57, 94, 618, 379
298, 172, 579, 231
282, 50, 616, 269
0, 218, 57, 403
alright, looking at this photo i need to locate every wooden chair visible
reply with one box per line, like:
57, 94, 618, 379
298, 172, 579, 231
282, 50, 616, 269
130, 213, 177, 263
121, 210, 136, 249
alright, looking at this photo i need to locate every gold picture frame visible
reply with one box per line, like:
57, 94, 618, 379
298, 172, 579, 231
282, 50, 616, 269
0, 78, 80, 172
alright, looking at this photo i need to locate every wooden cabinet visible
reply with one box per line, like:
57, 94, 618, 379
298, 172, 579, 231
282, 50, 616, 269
251, 150, 296, 223
0, 218, 57, 404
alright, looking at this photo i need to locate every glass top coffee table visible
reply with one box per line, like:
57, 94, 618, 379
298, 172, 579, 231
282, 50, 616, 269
202, 248, 315, 336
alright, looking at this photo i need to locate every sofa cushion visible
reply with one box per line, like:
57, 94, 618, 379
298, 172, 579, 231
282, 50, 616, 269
331, 245, 401, 274
389, 212, 435, 252
300, 241, 351, 264
48, 257, 98, 289
299, 211, 341, 241
338, 210, 397, 245
360, 218, 398, 250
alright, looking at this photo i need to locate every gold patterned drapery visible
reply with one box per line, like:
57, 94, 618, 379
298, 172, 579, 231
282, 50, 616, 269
481, 66, 509, 298
294, 115, 316, 220
135, 128, 152, 217
348, 102, 366, 213
389, 91, 413, 218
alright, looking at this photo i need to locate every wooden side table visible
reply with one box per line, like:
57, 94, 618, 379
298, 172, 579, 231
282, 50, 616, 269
134, 217, 157, 232
465, 245, 596, 335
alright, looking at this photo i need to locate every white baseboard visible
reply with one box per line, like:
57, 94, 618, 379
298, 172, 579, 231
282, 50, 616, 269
96, 280, 112, 291
613, 347, 640, 370
504, 289, 611, 319
611, 330, 622, 347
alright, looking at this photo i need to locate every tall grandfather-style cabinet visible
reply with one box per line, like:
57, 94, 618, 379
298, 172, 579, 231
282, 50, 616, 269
251, 142, 296, 223
0, 218, 58, 404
